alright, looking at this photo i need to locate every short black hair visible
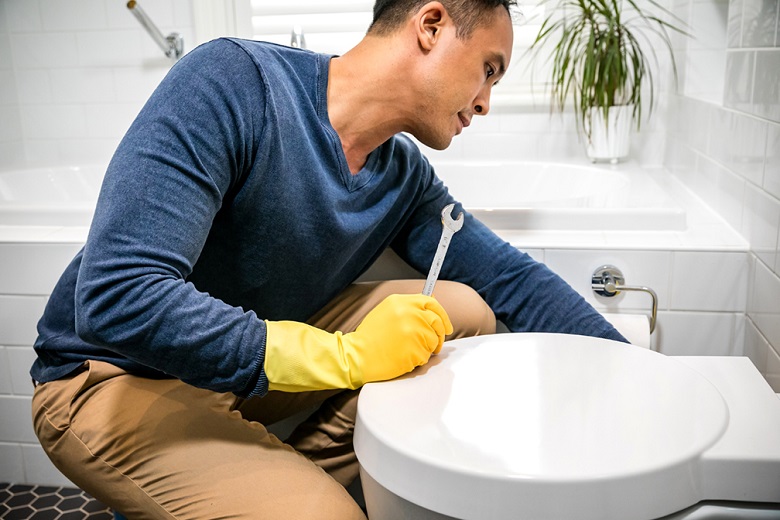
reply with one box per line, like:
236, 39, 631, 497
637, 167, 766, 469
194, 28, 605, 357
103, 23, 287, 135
369, 0, 516, 39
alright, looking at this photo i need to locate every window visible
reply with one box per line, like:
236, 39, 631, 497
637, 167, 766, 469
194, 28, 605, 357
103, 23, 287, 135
249, 0, 374, 55
194, 0, 549, 103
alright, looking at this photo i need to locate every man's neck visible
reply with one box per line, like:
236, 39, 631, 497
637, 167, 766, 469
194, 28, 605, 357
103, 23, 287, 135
326, 36, 417, 174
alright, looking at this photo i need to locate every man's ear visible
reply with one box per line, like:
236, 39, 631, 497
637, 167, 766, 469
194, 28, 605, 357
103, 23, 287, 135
415, 1, 448, 51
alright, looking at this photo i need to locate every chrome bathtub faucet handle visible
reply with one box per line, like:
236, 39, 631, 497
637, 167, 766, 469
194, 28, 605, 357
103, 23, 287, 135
422, 204, 464, 297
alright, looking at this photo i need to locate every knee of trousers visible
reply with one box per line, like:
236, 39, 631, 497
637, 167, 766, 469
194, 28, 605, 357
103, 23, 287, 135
435, 281, 496, 338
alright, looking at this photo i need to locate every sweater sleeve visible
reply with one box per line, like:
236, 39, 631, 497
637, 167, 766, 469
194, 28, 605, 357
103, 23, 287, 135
75, 39, 270, 397
393, 164, 628, 343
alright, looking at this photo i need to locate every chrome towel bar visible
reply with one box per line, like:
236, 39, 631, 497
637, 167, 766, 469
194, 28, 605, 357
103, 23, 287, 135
591, 265, 658, 334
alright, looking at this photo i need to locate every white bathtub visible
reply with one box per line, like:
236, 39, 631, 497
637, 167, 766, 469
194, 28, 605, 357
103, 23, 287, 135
434, 161, 686, 231
0, 162, 686, 231
0, 164, 103, 226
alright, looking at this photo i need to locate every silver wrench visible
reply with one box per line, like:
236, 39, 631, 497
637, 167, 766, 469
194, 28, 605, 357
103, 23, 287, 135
422, 203, 464, 297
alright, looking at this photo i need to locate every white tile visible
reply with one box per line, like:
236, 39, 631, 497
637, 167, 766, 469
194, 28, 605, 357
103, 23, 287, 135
0, 244, 80, 295
698, 157, 745, 231
22, 444, 75, 486
76, 30, 143, 67
732, 113, 768, 185
0, 106, 22, 142
462, 132, 541, 161
8, 346, 37, 396
0, 141, 25, 170
85, 103, 141, 139
0, 31, 11, 72
752, 51, 780, 123
39, 0, 107, 31
633, 131, 667, 168
0, 442, 25, 483
134, 0, 177, 29
106, 0, 142, 30
749, 258, 780, 347
0, 295, 47, 346
670, 251, 749, 311
57, 138, 119, 166
741, 0, 779, 47
687, 99, 713, 153
543, 249, 672, 311
0, 69, 18, 105
0, 395, 36, 442
172, 0, 195, 28
20, 104, 88, 140
535, 132, 583, 162
682, 49, 726, 104
468, 112, 503, 133
113, 66, 168, 103
777, 224, 780, 276
664, 139, 697, 176
744, 317, 770, 373
23, 139, 62, 165
766, 343, 780, 392
733, 310, 746, 354
655, 311, 739, 356
49, 68, 116, 104
4, 0, 42, 32
726, 0, 744, 47
0, 347, 13, 394
10, 33, 79, 69
764, 124, 780, 200
707, 109, 731, 167
14, 69, 52, 104
724, 51, 753, 110
741, 183, 780, 269
688, 0, 729, 50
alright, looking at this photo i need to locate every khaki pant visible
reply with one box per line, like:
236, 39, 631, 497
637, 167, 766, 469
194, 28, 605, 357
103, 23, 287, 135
32, 280, 495, 519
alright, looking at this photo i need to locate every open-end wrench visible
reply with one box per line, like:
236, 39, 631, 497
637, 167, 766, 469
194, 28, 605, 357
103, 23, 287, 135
422, 203, 464, 297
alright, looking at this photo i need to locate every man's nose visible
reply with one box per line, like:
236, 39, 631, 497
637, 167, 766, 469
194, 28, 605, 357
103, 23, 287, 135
473, 86, 491, 116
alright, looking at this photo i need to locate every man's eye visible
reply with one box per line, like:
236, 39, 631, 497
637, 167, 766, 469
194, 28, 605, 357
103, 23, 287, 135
486, 66, 495, 78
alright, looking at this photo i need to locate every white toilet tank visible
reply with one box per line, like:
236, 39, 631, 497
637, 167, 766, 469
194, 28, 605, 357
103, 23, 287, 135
354, 333, 780, 520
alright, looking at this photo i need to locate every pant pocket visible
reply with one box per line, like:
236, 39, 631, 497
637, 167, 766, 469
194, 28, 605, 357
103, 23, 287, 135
32, 360, 126, 437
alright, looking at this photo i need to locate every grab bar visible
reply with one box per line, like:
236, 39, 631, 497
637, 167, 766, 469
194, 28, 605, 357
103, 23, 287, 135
127, 0, 183, 61
591, 265, 658, 334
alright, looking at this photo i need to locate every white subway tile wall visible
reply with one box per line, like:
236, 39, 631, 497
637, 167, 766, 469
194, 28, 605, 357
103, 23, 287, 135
0, 0, 194, 168
1, 0, 779, 488
667, 0, 780, 400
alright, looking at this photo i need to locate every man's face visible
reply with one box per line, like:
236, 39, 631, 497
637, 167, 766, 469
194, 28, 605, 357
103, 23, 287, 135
414, 7, 513, 150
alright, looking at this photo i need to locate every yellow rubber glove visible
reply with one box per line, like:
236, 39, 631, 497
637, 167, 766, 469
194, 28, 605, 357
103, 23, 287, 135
264, 293, 453, 392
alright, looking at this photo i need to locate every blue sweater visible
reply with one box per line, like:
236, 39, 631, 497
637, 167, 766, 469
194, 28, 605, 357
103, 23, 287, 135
32, 38, 625, 397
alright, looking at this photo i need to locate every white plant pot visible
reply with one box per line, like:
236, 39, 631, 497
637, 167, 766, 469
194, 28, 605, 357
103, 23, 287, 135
586, 105, 632, 164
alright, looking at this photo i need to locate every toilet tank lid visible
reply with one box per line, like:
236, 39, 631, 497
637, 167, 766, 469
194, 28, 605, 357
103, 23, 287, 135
354, 333, 729, 520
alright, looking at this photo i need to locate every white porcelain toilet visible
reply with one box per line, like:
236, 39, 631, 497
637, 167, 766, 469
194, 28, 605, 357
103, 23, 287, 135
354, 333, 780, 519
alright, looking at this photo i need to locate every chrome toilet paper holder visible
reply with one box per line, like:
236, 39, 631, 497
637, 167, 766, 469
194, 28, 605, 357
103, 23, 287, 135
591, 265, 657, 333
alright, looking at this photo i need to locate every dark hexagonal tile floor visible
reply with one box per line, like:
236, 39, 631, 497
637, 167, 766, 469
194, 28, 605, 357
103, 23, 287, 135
0, 483, 114, 519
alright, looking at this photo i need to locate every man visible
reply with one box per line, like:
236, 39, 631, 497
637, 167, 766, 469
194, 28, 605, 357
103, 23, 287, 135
31, 1, 626, 518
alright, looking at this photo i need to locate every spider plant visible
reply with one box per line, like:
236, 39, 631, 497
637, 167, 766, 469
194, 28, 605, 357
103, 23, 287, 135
528, 0, 686, 144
